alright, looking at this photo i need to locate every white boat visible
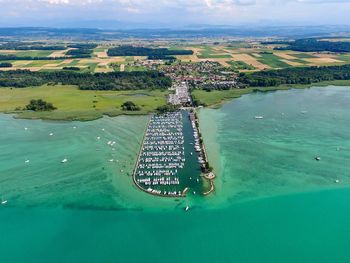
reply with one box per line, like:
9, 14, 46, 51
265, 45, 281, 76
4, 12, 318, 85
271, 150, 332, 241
255, 116, 264, 119
335, 179, 340, 184
184, 206, 190, 212
315, 156, 321, 161
25, 160, 30, 163
1, 200, 8, 205
61, 158, 68, 163
49, 133, 54, 136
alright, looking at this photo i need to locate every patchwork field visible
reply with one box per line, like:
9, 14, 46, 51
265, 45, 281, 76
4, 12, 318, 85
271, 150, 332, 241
177, 44, 350, 71
2, 42, 350, 73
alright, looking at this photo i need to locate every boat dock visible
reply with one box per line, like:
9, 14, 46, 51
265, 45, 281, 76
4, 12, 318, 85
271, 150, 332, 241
133, 111, 188, 197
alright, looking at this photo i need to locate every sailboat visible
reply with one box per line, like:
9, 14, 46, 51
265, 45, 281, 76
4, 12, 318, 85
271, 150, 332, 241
1, 197, 7, 205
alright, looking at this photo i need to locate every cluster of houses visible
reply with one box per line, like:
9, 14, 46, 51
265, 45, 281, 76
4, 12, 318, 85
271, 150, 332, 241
161, 61, 238, 90
132, 59, 238, 90
168, 82, 192, 106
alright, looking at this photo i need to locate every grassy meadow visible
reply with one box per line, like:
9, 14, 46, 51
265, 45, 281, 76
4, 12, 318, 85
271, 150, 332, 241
0, 85, 168, 121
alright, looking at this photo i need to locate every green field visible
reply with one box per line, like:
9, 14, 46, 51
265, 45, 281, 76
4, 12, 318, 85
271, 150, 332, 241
289, 53, 316, 59
257, 53, 291, 68
26, 60, 62, 67
227, 60, 255, 70
338, 54, 350, 63
0, 50, 54, 57
0, 85, 169, 121
197, 46, 231, 59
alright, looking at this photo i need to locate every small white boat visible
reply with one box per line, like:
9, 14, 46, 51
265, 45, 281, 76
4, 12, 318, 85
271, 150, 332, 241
24, 127, 28, 130
109, 159, 114, 162
102, 128, 105, 131
61, 158, 68, 163
97, 136, 101, 140
25, 160, 30, 163
315, 156, 321, 161
190, 152, 193, 155
255, 116, 264, 119
1, 200, 7, 205
73, 126, 77, 129
49, 133, 54, 136
184, 206, 190, 212
335, 179, 340, 184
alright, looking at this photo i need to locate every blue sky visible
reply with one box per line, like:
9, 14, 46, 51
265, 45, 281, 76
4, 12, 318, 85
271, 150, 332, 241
0, 0, 349, 28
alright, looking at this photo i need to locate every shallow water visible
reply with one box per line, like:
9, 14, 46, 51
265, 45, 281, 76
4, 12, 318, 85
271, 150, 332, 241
199, 86, 350, 205
1, 86, 350, 262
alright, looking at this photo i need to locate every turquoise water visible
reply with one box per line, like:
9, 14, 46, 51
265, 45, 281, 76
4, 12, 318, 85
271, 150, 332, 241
199, 86, 350, 205
1, 86, 350, 262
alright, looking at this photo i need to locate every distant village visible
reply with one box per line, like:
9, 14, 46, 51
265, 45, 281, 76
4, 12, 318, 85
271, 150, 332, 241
133, 60, 238, 91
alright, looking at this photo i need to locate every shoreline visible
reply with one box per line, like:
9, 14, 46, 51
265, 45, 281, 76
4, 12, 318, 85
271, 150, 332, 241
2, 80, 350, 122
193, 79, 350, 109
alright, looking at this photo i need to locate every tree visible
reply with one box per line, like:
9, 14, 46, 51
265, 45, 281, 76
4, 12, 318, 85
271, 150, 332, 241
121, 101, 140, 111
156, 104, 179, 114
25, 99, 56, 111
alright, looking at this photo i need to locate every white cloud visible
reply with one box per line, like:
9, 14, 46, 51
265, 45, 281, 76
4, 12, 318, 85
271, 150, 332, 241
0, 0, 349, 26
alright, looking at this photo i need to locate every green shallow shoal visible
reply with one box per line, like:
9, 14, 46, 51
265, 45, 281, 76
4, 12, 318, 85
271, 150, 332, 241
0, 114, 187, 210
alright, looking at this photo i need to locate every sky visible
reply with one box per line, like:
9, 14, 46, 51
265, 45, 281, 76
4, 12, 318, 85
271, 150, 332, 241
0, 0, 350, 28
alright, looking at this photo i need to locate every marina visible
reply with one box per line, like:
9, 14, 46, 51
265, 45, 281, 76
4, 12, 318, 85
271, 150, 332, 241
133, 110, 213, 197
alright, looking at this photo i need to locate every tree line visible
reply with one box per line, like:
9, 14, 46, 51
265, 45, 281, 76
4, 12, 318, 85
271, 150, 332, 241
274, 39, 350, 53
238, 64, 350, 87
0, 42, 98, 60
0, 54, 90, 61
0, 62, 12, 68
107, 45, 193, 57
0, 42, 66, 50
0, 70, 172, 90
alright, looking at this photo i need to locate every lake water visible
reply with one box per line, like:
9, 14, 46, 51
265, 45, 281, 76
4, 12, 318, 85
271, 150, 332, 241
1, 86, 350, 262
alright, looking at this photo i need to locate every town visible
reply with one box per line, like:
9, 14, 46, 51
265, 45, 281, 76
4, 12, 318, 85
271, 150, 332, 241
133, 60, 238, 91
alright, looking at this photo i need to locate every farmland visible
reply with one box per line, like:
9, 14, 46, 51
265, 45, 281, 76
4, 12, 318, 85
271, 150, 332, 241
1, 38, 350, 73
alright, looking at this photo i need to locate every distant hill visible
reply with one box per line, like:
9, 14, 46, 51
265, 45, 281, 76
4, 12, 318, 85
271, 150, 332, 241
0, 26, 349, 40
